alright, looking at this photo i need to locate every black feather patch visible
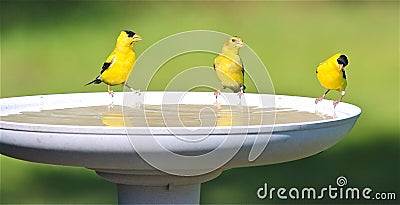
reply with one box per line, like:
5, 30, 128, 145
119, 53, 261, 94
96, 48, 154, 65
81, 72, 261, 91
337, 55, 349, 67
242, 84, 246, 92
241, 62, 245, 77
124, 30, 135, 37
100, 62, 111, 74
342, 69, 347, 79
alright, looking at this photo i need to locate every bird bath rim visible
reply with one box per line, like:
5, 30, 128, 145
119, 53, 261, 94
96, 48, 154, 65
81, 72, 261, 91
0, 91, 361, 135
0, 91, 361, 171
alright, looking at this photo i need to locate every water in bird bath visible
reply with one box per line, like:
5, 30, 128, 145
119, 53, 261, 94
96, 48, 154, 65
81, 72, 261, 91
1, 104, 335, 127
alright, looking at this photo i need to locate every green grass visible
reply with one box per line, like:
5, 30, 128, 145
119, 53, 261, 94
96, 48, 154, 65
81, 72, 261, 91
1, 1, 399, 204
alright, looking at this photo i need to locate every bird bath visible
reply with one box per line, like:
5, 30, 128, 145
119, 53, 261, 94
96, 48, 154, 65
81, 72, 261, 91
0, 91, 361, 204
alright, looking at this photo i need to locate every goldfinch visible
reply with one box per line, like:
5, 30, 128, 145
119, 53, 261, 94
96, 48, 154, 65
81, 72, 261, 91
86, 30, 142, 96
315, 53, 349, 107
213, 36, 246, 99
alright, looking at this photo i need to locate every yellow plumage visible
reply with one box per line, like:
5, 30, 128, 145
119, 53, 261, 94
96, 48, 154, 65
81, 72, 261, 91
86, 30, 142, 96
315, 53, 349, 107
214, 36, 245, 99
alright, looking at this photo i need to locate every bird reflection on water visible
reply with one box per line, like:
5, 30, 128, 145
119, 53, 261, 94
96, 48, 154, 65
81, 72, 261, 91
1, 104, 335, 127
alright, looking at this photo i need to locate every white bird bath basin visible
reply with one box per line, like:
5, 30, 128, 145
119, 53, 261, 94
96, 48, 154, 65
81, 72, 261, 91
0, 92, 361, 204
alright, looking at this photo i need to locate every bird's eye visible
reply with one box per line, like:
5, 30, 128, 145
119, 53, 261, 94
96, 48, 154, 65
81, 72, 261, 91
231, 39, 236, 42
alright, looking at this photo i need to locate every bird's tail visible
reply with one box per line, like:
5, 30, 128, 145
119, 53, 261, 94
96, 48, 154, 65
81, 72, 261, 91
85, 76, 102, 86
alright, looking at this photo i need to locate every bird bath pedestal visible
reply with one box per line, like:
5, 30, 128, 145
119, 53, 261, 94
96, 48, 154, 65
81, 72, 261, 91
0, 92, 361, 204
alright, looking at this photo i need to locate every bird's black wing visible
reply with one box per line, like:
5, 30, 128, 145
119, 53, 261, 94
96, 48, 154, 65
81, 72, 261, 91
240, 58, 246, 92
240, 57, 245, 77
100, 62, 111, 74
100, 57, 116, 74
241, 62, 245, 78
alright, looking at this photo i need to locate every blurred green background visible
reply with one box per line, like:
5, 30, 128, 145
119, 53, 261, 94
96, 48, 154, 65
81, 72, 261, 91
1, 1, 398, 204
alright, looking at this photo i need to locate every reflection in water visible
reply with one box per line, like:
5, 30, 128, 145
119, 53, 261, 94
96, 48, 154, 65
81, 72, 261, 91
101, 106, 125, 127
1, 104, 335, 127
216, 108, 233, 127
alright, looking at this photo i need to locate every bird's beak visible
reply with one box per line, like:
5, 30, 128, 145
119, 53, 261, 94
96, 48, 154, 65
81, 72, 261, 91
338, 64, 344, 71
132, 34, 142, 42
236, 41, 244, 48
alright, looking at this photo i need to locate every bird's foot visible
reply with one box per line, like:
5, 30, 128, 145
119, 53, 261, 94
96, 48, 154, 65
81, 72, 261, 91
333, 91, 345, 108
315, 96, 324, 104
237, 91, 244, 99
108, 90, 114, 97
130, 88, 141, 95
107, 85, 114, 97
333, 100, 341, 108
214, 89, 221, 99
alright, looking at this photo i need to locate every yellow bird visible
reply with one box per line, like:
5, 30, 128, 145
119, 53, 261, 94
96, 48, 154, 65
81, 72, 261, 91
86, 30, 142, 96
315, 53, 349, 107
213, 36, 246, 99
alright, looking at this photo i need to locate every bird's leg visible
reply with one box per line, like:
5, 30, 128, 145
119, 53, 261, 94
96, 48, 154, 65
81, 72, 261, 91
237, 87, 244, 99
214, 89, 221, 99
124, 83, 141, 95
214, 87, 225, 99
333, 90, 346, 108
315, 89, 330, 104
108, 85, 114, 97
